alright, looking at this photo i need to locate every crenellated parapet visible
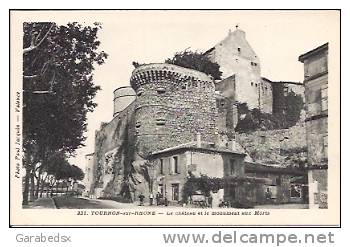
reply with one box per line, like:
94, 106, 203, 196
130, 63, 214, 92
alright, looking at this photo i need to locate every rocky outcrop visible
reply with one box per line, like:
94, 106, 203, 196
236, 123, 307, 168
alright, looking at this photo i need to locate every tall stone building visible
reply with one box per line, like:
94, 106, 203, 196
299, 43, 328, 209
206, 27, 272, 113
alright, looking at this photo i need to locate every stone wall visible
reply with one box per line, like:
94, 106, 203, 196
93, 101, 137, 198
236, 123, 307, 167
260, 79, 273, 113
130, 63, 218, 155
306, 117, 328, 166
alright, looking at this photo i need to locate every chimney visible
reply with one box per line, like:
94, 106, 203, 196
196, 133, 202, 148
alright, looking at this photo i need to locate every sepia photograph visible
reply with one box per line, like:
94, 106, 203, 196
10, 10, 340, 226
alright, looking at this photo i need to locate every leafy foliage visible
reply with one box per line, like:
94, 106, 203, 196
182, 175, 223, 202
132, 61, 144, 68
23, 22, 107, 155
45, 152, 84, 181
22, 22, 106, 204
235, 91, 304, 133
165, 49, 222, 80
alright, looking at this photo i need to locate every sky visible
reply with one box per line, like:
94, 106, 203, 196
61, 10, 339, 169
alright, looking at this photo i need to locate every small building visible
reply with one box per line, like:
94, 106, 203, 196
224, 162, 307, 207
83, 153, 95, 197
299, 43, 328, 209
244, 162, 307, 205
149, 139, 246, 206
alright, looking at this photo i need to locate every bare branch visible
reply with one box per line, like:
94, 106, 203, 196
23, 74, 39, 79
23, 23, 54, 54
32, 90, 53, 94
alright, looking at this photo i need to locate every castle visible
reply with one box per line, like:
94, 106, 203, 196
86, 28, 307, 207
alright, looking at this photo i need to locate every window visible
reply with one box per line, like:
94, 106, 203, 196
158, 184, 164, 196
156, 118, 166, 126
266, 186, 277, 199
156, 87, 166, 94
160, 159, 164, 175
170, 156, 179, 174
135, 121, 141, 128
290, 184, 302, 198
136, 89, 144, 96
276, 176, 281, 186
251, 82, 254, 86
173, 156, 179, 174
230, 159, 235, 175
321, 86, 328, 111
237, 47, 241, 53
171, 183, 180, 201
323, 134, 328, 156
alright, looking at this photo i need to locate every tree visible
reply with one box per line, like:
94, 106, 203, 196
22, 22, 107, 204
182, 175, 223, 202
42, 152, 84, 196
284, 91, 304, 127
165, 49, 222, 80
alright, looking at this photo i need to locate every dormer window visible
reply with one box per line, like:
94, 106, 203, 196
156, 87, 166, 94
136, 88, 144, 96
156, 118, 166, 126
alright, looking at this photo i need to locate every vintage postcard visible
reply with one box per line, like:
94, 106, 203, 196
10, 10, 340, 226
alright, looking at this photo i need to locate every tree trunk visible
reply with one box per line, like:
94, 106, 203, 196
39, 175, 46, 198
66, 181, 69, 195
35, 171, 41, 198
30, 172, 36, 201
56, 183, 59, 196
22, 166, 31, 205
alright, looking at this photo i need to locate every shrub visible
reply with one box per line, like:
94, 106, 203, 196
165, 49, 222, 80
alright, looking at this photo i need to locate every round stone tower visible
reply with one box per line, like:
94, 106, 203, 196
113, 86, 136, 117
130, 63, 218, 155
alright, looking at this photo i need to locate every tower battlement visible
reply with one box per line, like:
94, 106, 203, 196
130, 63, 213, 92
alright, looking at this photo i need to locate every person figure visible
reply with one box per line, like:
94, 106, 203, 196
138, 193, 145, 206
265, 188, 272, 201
208, 194, 213, 208
156, 192, 160, 206
149, 193, 154, 206
164, 193, 168, 206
